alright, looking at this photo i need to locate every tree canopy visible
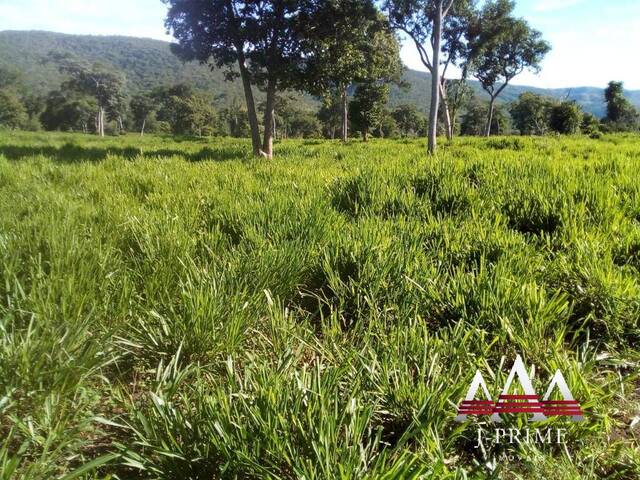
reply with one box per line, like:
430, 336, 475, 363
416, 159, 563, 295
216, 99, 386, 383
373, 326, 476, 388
467, 0, 550, 136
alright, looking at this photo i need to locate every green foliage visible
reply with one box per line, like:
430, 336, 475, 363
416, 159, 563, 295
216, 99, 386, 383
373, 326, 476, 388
392, 104, 428, 137
1, 132, 639, 477
461, 97, 510, 135
581, 112, 601, 137
129, 93, 155, 134
350, 83, 391, 140
550, 101, 583, 135
152, 84, 222, 137
2, 30, 639, 122
317, 94, 344, 139
305, 0, 402, 95
468, 0, 551, 103
510, 92, 555, 135
0, 89, 28, 129
603, 81, 639, 132
40, 90, 97, 133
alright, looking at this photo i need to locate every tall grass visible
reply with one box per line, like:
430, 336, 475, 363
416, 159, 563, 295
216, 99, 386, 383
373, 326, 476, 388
0, 131, 638, 478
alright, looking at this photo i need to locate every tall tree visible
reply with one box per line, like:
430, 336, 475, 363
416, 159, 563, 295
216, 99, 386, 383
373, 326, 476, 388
349, 82, 390, 141
164, 0, 261, 155
549, 101, 583, 135
165, 0, 318, 158
467, 0, 550, 136
317, 94, 343, 139
130, 94, 155, 136
384, 0, 456, 154
603, 81, 639, 131
49, 53, 126, 137
304, 0, 402, 142
443, 78, 472, 137
438, 0, 476, 140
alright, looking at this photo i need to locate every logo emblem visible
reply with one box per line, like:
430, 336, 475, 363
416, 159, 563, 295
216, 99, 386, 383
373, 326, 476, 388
455, 355, 583, 422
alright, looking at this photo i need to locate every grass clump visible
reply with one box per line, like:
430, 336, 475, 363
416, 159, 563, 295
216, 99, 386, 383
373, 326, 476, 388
0, 131, 639, 478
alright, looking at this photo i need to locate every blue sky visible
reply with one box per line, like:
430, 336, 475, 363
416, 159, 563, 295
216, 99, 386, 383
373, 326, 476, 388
0, 0, 638, 89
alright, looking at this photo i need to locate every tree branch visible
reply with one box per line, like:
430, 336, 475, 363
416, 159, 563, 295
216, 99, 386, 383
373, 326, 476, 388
395, 26, 432, 71
443, 0, 456, 17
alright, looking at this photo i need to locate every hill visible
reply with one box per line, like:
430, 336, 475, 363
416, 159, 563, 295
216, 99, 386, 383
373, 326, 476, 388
394, 69, 640, 118
2, 30, 640, 117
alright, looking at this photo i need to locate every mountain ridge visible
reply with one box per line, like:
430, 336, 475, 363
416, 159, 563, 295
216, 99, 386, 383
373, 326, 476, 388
2, 30, 639, 118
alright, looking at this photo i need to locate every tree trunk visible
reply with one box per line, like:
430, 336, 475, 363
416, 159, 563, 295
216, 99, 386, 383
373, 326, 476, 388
262, 80, 276, 159
427, 1, 443, 155
439, 81, 453, 140
485, 97, 495, 137
362, 127, 368, 142
97, 107, 105, 137
273, 113, 277, 142
140, 118, 146, 137
237, 51, 262, 156
341, 85, 349, 142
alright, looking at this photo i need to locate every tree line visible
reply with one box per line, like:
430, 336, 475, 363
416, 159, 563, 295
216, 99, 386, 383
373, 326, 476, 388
0, 0, 638, 153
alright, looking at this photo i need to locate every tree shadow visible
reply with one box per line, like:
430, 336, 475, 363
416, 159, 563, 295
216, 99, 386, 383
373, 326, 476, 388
0, 142, 248, 164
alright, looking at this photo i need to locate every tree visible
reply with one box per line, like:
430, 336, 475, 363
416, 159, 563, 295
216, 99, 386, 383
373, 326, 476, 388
288, 112, 322, 138
0, 67, 34, 130
509, 92, 554, 135
443, 78, 472, 137
384, 0, 457, 154
153, 84, 220, 136
460, 97, 509, 136
391, 104, 427, 137
438, 0, 477, 140
349, 82, 390, 141
603, 81, 639, 131
467, 0, 550, 136
305, 0, 402, 142
377, 110, 399, 138
0, 89, 27, 129
176, 94, 220, 136
40, 90, 97, 133
49, 53, 127, 137
261, 95, 320, 139
23, 95, 45, 124
317, 95, 344, 139
549, 101, 583, 135
165, 0, 323, 158
130, 94, 155, 136
220, 97, 252, 138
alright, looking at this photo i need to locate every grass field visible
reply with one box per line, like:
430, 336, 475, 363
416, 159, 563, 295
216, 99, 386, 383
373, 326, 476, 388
0, 131, 639, 479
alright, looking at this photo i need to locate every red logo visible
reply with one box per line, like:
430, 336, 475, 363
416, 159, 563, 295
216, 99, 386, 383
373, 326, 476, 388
455, 355, 583, 422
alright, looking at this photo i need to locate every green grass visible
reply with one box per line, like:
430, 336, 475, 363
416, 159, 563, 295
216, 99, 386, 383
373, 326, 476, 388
0, 130, 639, 479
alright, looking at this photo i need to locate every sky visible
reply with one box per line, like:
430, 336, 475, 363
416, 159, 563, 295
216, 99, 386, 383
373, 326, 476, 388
0, 0, 639, 89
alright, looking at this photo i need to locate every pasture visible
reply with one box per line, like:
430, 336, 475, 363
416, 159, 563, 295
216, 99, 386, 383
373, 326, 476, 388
0, 131, 638, 479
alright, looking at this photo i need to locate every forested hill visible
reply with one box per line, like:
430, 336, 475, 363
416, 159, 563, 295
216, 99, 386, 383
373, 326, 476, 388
2, 30, 639, 117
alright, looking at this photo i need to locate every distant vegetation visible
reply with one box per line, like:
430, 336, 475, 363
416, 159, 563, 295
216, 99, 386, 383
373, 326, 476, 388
1, 30, 639, 145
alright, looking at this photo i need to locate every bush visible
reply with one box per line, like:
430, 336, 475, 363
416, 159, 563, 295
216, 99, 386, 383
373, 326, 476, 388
550, 101, 583, 134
